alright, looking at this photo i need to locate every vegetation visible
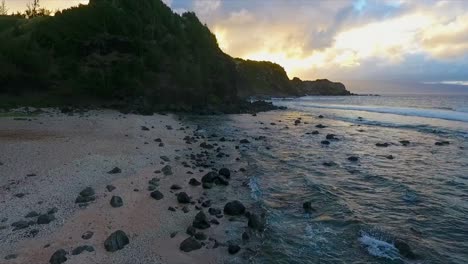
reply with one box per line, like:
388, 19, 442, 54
0, 0, 349, 112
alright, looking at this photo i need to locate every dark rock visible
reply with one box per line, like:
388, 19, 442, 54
248, 213, 265, 231
104, 230, 129, 252
394, 240, 416, 259
49, 249, 67, 264
224, 200, 246, 215
4, 254, 17, 260
318, 115, 324, 118
12, 220, 30, 230
201, 172, 218, 183
37, 214, 55, 224
79, 187, 95, 197
376, 142, 389, 147
81, 231, 94, 240
348, 156, 359, 162
189, 178, 201, 186
106, 185, 116, 192
399, 140, 410, 146
25, 211, 39, 218
150, 190, 164, 200
210, 219, 220, 225
242, 232, 250, 240
386, 155, 394, 160
27, 173, 36, 177
14, 193, 25, 198
323, 161, 337, 167
110, 196, 123, 208
75, 195, 95, 204
316, 124, 327, 128
218, 168, 231, 178
141, 126, 150, 131
202, 182, 213, 189
194, 232, 207, 240
200, 142, 214, 149
179, 237, 202, 252
240, 139, 250, 144
168, 206, 176, 212
201, 200, 211, 207
228, 245, 241, 254
177, 192, 191, 203
303, 201, 315, 212
435, 141, 450, 146
186, 226, 196, 236
48, 207, 58, 214
182, 206, 190, 213
160, 156, 170, 162
192, 211, 210, 229
108, 167, 121, 174
162, 165, 173, 176
215, 175, 229, 186
170, 184, 182, 190
321, 140, 330, 145
208, 207, 221, 216
170, 231, 178, 238
71, 245, 94, 255
326, 134, 337, 140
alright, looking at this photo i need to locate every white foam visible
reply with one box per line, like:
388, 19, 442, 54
274, 101, 468, 123
358, 232, 401, 260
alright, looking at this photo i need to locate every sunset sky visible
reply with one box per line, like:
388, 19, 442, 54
5, 0, 468, 86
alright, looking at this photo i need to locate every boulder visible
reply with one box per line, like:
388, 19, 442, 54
179, 237, 202, 252
49, 249, 67, 264
71, 245, 94, 255
201, 172, 218, 183
108, 167, 121, 174
228, 245, 241, 254
224, 200, 246, 215
37, 214, 55, 224
192, 211, 210, 229
189, 178, 201, 186
177, 192, 191, 203
150, 190, 164, 200
218, 168, 231, 178
104, 230, 129, 252
162, 165, 173, 176
110, 196, 123, 208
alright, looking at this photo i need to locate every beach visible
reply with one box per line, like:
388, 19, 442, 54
0, 109, 258, 264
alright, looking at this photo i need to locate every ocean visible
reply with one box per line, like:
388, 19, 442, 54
191, 94, 468, 264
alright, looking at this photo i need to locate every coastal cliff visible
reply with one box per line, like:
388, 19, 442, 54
0, 0, 350, 112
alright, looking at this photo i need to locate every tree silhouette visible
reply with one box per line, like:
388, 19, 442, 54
25, 0, 51, 18
0, 0, 8, 15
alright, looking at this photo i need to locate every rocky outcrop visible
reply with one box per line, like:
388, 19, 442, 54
291, 77, 350, 96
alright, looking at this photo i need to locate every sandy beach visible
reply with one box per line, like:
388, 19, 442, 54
0, 109, 259, 264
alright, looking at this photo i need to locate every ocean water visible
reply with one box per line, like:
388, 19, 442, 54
191, 94, 468, 264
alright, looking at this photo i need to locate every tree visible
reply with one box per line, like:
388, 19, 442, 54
25, 0, 51, 18
0, 0, 8, 15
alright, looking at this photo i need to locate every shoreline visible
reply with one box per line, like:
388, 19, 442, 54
0, 109, 260, 263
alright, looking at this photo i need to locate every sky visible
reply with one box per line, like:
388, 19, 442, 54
4, 0, 468, 88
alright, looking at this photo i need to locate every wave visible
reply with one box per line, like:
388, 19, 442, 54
274, 102, 468, 123
358, 231, 401, 260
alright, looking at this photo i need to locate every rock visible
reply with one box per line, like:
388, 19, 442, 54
242, 232, 250, 240
201, 200, 211, 207
228, 245, 241, 254
168, 206, 176, 212
150, 190, 164, 200
141, 126, 150, 131
323, 161, 337, 167
303, 201, 314, 212
224, 200, 246, 215
218, 168, 231, 178
79, 187, 95, 197
201, 172, 218, 183
170, 184, 182, 190
106, 185, 116, 192
170, 231, 178, 238
192, 211, 210, 229
81, 231, 94, 240
348, 156, 359, 162
316, 124, 327, 128
394, 239, 416, 259
202, 182, 213, 189
25, 211, 39, 218
240, 139, 250, 144
321, 140, 330, 145
186, 226, 196, 236
49, 249, 67, 264
386, 155, 394, 160
71, 245, 94, 255
326, 134, 337, 140
11, 220, 30, 230
376, 142, 389, 147
160, 156, 170, 162
110, 196, 123, 208
4, 254, 17, 260
37, 214, 55, 224
75, 195, 95, 204
189, 178, 201, 186
200, 142, 214, 149
162, 165, 173, 176
179, 237, 202, 252
108, 167, 121, 174
48, 207, 58, 214
248, 213, 265, 231
208, 207, 221, 216
182, 206, 190, 213
26, 173, 36, 177
104, 230, 129, 252
177, 192, 191, 203
194, 232, 207, 240
435, 141, 450, 146
215, 175, 229, 186
318, 115, 324, 118
210, 219, 220, 225
399, 140, 410, 146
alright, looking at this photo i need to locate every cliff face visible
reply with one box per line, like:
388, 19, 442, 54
291, 77, 351, 96
235, 60, 350, 98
